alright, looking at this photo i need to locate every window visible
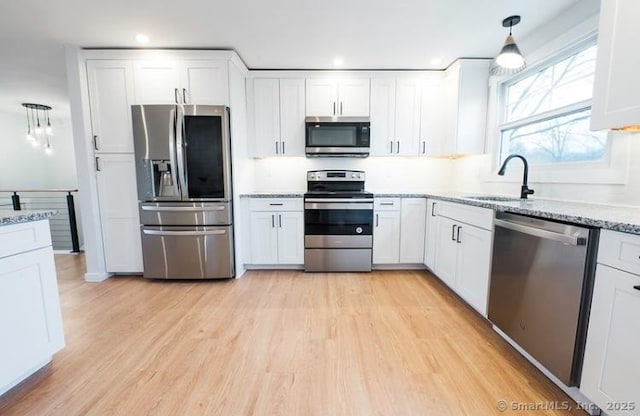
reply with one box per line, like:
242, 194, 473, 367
499, 43, 608, 165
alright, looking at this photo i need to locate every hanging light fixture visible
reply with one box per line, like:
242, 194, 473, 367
490, 15, 526, 76
22, 103, 53, 154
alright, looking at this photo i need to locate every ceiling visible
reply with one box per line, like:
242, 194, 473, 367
0, 0, 590, 116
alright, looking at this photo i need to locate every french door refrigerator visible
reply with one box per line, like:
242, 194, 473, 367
131, 104, 234, 279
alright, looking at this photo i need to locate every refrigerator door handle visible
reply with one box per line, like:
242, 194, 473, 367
175, 106, 188, 199
168, 108, 181, 198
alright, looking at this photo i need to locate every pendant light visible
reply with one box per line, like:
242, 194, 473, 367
21, 103, 53, 154
490, 15, 526, 76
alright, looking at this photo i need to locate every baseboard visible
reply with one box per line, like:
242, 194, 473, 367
84, 272, 113, 282
372, 264, 427, 270
245, 265, 304, 270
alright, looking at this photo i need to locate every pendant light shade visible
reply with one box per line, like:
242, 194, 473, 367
21, 103, 53, 155
491, 15, 526, 76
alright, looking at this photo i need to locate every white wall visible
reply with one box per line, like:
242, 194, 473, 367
0, 111, 77, 190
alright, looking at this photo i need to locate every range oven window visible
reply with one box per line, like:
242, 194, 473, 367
305, 208, 373, 235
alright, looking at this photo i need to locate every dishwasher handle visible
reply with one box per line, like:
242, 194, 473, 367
494, 218, 586, 246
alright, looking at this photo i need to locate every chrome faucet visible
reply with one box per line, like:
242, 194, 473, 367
498, 154, 535, 199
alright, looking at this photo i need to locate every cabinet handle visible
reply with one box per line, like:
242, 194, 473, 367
340, 102, 343, 115
95, 156, 100, 171
389, 141, 393, 154
333, 102, 336, 115
431, 202, 436, 217
269, 203, 283, 206
451, 224, 457, 241
93, 135, 99, 150
396, 141, 400, 154
174, 88, 179, 104
376, 214, 379, 227
633, 285, 640, 291
279, 214, 282, 228
282, 141, 285, 154
456, 226, 462, 243
271, 214, 275, 228
422, 141, 426, 154
380, 202, 394, 206
275, 141, 279, 154
182, 88, 187, 104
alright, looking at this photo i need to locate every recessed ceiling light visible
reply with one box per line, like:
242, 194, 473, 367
431, 58, 443, 66
136, 34, 150, 44
333, 57, 344, 67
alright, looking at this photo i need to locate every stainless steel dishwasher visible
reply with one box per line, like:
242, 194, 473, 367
488, 212, 598, 387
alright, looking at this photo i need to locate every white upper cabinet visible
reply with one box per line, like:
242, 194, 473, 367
394, 78, 422, 156
369, 77, 423, 156
419, 76, 445, 156
591, 0, 640, 130
181, 60, 229, 105
305, 78, 369, 116
86, 60, 135, 153
431, 59, 490, 157
252, 78, 305, 157
134, 59, 229, 105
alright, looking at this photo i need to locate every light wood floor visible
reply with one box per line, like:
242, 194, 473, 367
0, 255, 586, 416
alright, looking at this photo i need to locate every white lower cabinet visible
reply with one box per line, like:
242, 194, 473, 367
431, 200, 493, 315
95, 153, 143, 273
581, 230, 640, 415
248, 198, 304, 265
373, 198, 427, 265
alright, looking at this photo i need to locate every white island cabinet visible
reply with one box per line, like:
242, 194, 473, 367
0, 215, 64, 397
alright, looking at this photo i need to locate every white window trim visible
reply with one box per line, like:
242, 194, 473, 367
484, 33, 630, 185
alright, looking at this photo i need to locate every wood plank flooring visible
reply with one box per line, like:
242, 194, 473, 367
0, 255, 586, 415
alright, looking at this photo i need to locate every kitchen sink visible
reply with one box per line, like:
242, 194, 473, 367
464, 196, 524, 202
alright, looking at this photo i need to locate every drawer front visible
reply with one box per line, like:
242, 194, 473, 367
598, 229, 640, 274
0, 220, 52, 259
374, 198, 401, 211
249, 198, 303, 212
436, 200, 493, 230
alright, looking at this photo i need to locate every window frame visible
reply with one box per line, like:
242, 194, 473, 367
484, 31, 630, 186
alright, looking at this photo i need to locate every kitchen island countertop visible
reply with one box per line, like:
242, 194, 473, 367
0, 210, 57, 226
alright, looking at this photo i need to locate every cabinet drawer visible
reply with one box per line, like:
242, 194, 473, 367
374, 198, 401, 211
598, 229, 640, 275
0, 220, 52, 259
249, 198, 303, 212
436, 200, 493, 231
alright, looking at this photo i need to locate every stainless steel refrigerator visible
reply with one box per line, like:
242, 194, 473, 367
131, 104, 234, 279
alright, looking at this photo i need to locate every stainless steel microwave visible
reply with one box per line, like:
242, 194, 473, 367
305, 117, 370, 157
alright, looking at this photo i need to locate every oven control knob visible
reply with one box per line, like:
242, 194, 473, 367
355, 227, 363, 234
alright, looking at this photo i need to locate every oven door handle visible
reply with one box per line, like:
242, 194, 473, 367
305, 198, 372, 203
141, 205, 226, 212
142, 229, 226, 236
494, 218, 586, 246
305, 202, 373, 210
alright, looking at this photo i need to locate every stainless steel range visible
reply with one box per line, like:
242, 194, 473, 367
304, 170, 373, 272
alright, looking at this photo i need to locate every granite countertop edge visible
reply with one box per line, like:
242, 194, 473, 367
0, 210, 58, 226
240, 193, 305, 198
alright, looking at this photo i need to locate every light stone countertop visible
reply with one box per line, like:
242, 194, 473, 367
240, 192, 305, 198
0, 210, 57, 226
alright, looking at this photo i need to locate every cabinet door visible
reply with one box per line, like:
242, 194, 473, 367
338, 78, 370, 116
581, 264, 640, 414
133, 60, 181, 104
279, 79, 306, 156
420, 76, 445, 156
86, 60, 135, 153
95, 154, 143, 273
591, 0, 640, 130
455, 225, 492, 316
305, 79, 338, 116
400, 198, 427, 263
370, 78, 396, 156
249, 212, 279, 264
373, 210, 401, 264
0, 246, 64, 395
181, 60, 229, 105
276, 211, 304, 264
433, 216, 458, 288
424, 200, 438, 270
253, 78, 281, 157
394, 78, 422, 156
